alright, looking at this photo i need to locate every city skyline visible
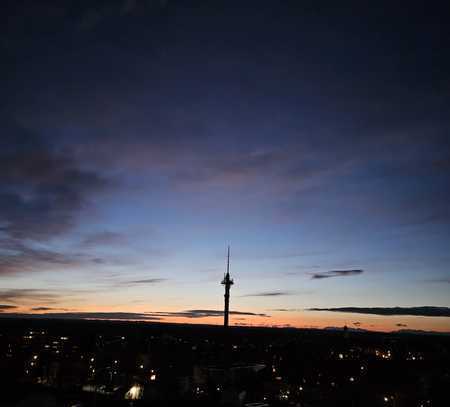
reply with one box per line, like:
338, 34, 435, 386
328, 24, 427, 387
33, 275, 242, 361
1, 0, 449, 333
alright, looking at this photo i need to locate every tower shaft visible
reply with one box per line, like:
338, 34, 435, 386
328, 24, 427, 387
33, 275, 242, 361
224, 282, 230, 327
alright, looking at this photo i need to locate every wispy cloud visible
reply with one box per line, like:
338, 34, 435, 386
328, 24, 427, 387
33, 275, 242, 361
125, 278, 167, 285
147, 309, 269, 318
80, 231, 127, 247
0, 239, 108, 276
0, 304, 18, 311
309, 306, 450, 317
0, 312, 160, 321
311, 269, 364, 279
423, 277, 450, 284
241, 291, 292, 297
30, 307, 70, 311
110, 278, 168, 288
0, 288, 89, 305
0, 289, 61, 304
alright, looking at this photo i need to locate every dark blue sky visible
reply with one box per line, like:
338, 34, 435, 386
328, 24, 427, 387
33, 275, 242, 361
1, 0, 449, 331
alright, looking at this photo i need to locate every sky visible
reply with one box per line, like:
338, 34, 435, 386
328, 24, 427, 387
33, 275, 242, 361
1, 0, 449, 332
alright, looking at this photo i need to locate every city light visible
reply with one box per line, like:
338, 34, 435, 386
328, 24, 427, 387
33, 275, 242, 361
125, 384, 143, 400
1, 321, 446, 405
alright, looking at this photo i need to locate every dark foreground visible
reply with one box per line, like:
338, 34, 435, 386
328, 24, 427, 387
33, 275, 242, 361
0, 318, 449, 406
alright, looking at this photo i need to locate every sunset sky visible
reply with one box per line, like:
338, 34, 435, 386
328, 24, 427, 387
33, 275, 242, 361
1, 0, 449, 332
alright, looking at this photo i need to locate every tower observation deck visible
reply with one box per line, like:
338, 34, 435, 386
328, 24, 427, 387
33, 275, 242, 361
221, 246, 234, 327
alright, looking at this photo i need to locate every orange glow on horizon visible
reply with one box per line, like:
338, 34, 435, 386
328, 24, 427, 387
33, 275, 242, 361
19, 306, 450, 334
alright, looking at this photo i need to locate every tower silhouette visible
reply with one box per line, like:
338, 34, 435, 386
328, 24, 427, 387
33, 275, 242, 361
221, 246, 234, 327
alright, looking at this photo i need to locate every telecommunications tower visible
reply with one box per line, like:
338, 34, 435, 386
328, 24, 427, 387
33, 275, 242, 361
221, 246, 234, 327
